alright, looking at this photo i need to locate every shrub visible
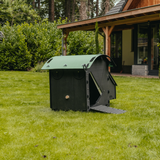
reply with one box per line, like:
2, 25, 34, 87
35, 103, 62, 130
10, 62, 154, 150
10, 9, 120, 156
21, 20, 63, 67
0, 20, 63, 70
0, 22, 32, 70
0, 19, 103, 71
67, 31, 98, 55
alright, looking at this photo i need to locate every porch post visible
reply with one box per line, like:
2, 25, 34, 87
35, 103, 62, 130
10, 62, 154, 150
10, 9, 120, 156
102, 26, 114, 72
62, 30, 69, 56
102, 27, 109, 55
106, 26, 109, 56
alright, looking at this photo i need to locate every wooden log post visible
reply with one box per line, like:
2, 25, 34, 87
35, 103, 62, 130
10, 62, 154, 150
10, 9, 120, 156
62, 30, 69, 56
102, 26, 114, 72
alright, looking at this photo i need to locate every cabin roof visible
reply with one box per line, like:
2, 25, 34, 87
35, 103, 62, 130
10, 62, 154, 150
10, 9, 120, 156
106, 0, 128, 15
57, 4, 160, 32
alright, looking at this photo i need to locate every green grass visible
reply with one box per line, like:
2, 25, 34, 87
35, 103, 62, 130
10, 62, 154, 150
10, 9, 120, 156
0, 71, 160, 160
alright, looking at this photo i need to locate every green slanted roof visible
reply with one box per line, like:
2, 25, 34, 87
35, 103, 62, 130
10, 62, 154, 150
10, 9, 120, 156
41, 54, 102, 70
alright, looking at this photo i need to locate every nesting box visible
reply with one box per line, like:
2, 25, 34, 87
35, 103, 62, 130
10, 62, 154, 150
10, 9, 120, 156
42, 54, 125, 114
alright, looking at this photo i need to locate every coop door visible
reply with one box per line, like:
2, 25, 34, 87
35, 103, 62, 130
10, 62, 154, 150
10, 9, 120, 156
89, 73, 102, 106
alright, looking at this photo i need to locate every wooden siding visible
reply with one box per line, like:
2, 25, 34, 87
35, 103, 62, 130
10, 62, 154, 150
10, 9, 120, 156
128, 0, 160, 10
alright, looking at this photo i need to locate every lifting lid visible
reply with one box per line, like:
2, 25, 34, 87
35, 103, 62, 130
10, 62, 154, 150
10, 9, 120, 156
41, 54, 111, 70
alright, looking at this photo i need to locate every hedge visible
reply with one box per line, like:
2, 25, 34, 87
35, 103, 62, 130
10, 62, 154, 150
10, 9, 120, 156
0, 19, 103, 70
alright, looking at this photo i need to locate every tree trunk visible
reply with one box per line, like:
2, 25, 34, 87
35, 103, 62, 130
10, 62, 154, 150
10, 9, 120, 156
38, 0, 40, 10
65, 0, 71, 21
88, 0, 91, 18
65, 0, 67, 18
49, 0, 54, 21
96, 0, 99, 17
91, 0, 94, 18
79, 0, 87, 20
104, 0, 110, 14
67, 0, 71, 21
72, 0, 76, 22
32, 0, 35, 9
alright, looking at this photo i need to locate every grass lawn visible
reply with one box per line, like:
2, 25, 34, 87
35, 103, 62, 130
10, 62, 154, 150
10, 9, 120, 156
0, 71, 160, 160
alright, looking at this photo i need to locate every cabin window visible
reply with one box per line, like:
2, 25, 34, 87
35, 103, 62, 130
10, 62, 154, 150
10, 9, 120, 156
111, 32, 122, 59
110, 31, 122, 73
137, 23, 148, 64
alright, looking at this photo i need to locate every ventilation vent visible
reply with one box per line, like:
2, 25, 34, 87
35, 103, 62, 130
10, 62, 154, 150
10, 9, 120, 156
47, 58, 53, 63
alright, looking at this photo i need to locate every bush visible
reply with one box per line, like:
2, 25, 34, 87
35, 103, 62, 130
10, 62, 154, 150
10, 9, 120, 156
0, 22, 32, 70
0, 20, 63, 70
67, 31, 99, 55
0, 19, 103, 71
21, 20, 63, 67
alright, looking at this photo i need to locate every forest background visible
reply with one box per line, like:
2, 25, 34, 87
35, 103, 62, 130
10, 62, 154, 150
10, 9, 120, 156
0, 0, 119, 70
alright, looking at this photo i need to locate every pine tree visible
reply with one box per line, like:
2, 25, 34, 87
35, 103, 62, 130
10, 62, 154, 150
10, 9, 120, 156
79, 0, 87, 20
49, 0, 54, 21
0, 0, 40, 26
72, 0, 76, 21
96, 0, 99, 16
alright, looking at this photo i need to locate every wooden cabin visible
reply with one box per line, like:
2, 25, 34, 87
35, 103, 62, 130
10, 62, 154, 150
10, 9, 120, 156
57, 0, 160, 76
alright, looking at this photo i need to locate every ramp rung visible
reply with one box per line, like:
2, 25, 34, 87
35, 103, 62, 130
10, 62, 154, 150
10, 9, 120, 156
90, 105, 126, 114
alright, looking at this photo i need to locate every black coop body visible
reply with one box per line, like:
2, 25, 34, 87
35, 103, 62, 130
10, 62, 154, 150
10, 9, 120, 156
42, 54, 125, 114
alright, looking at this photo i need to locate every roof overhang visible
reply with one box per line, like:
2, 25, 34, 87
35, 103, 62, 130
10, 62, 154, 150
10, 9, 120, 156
57, 4, 160, 33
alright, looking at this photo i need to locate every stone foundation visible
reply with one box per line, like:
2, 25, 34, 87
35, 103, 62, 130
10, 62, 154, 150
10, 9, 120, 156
132, 65, 148, 76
